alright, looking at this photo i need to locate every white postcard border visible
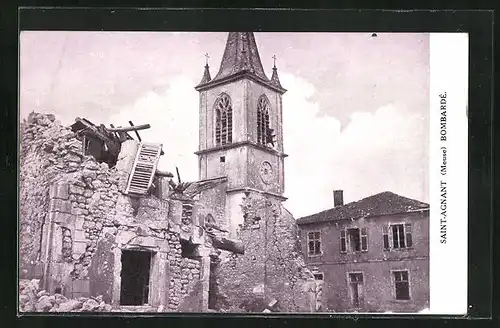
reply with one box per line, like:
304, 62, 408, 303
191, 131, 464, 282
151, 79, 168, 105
429, 33, 469, 315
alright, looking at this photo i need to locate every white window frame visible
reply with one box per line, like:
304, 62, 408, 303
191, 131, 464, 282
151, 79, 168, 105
307, 230, 322, 257
341, 226, 368, 254
385, 221, 414, 251
390, 269, 412, 301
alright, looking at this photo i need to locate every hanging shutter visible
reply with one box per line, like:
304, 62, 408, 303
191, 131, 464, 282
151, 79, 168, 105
125, 142, 162, 195
382, 225, 390, 250
405, 223, 413, 248
360, 228, 368, 251
340, 229, 347, 253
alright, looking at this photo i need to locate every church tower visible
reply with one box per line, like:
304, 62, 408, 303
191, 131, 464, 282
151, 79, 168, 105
195, 32, 287, 237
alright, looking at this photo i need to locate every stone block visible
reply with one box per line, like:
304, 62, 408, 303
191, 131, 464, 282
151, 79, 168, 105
73, 241, 87, 255
49, 212, 72, 224
50, 183, 69, 200
73, 229, 85, 242
155, 239, 170, 251
73, 279, 90, 294
69, 185, 85, 195
49, 199, 72, 214
74, 216, 85, 230
115, 230, 136, 245
132, 236, 156, 248
253, 283, 265, 294
169, 223, 181, 234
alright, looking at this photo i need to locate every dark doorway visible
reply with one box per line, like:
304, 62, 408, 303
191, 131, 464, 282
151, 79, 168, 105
120, 250, 153, 306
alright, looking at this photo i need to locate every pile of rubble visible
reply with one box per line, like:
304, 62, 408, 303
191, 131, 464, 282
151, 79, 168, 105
19, 279, 112, 313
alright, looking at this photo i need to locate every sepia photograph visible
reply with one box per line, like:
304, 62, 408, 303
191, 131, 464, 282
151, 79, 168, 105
18, 28, 467, 314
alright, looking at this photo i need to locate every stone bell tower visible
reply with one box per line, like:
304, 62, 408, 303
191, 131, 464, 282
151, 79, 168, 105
194, 32, 287, 237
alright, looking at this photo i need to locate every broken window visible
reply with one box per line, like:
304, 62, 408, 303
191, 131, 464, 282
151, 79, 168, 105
257, 95, 271, 146
393, 270, 410, 300
181, 203, 193, 225
347, 228, 361, 252
180, 239, 197, 259
120, 250, 153, 306
348, 272, 364, 308
81, 134, 117, 167
342, 228, 368, 253
215, 93, 232, 146
307, 231, 321, 256
390, 223, 413, 249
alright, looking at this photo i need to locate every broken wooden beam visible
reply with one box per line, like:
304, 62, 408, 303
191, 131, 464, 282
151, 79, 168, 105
205, 221, 228, 233
106, 123, 151, 133
156, 169, 174, 178
211, 236, 244, 254
128, 120, 142, 142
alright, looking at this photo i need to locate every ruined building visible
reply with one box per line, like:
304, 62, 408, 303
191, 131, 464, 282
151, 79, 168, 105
19, 32, 319, 313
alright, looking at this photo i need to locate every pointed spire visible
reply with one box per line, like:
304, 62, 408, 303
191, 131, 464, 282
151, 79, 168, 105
197, 53, 212, 86
270, 55, 283, 89
212, 32, 269, 82
195, 32, 286, 94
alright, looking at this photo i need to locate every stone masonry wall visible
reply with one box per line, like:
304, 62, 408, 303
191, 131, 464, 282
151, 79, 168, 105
212, 192, 318, 312
19, 113, 84, 279
20, 113, 207, 312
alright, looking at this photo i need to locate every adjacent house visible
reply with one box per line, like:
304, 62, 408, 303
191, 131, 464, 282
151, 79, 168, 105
297, 190, 430, 313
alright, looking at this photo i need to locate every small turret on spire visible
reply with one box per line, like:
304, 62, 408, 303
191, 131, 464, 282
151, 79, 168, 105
270, 54, 283, 89
197, 53, 212, 86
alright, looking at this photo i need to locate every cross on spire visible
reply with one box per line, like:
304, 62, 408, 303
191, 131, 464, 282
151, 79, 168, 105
272, 55, 277, 68
204, 53, 210, 66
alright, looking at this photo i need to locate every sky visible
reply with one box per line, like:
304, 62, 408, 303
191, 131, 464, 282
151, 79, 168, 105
20, 31, 430, 218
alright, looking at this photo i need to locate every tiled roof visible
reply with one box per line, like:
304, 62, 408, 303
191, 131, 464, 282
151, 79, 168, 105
296, 191, 429, 225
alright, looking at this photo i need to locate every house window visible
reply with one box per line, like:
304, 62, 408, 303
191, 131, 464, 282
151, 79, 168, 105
389, 223, 413, 249
257, 95, 271, 146
348, 272, 364, 307
393, 270, 410, 300
341, 228, 368, 253
215, 93, 232, 146
307, 231, 321, 256
313, 273, 324, 281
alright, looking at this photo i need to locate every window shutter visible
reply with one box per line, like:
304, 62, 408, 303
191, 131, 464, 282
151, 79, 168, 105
382, 225, 390, 250
388, 225, 394, 249
340, 229, 347, 253
125, 143, 162, 195
361, 228, 368, 251
405, 223, 413, 248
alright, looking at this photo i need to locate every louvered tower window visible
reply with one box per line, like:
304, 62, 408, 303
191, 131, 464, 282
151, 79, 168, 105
257, 95, 271, 146
215, 93, 233, 146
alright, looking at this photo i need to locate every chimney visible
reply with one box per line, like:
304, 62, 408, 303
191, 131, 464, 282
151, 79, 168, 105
333, 190, 344, 207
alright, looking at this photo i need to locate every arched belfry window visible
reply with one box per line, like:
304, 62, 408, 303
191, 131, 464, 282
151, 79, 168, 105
215, 93, 233, 146
257, 95, 271, 146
